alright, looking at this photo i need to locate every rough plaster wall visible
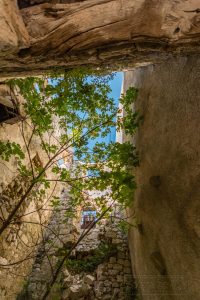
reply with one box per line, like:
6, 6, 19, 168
0, 86, 45, 187
124, 56, 200, 300
0, 86, 63, 299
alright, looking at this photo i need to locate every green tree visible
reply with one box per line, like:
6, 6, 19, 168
0, 69, 140, 298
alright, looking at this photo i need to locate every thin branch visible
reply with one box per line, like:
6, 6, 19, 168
38, 211, 55, 277
19, 121, 35, 179
0, 249, 37, 267
27, 124, 36, 148
16, 181, 58, 219
41, 201, 115, 300
16, 229, 41, 249
12, 220, 65, 247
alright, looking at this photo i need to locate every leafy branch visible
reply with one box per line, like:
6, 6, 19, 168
0, 68, 141, 298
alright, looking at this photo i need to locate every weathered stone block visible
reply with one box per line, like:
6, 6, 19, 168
124, 274, 133, 283
104, 280, 111, 287
124, 260, 131, 267
109, 257, 116, 263
124, 267, 132, 274
112, 282, 120, 288
0, 257, 7, 265
112, 238, 122, 244
102, 295, 111, 300
28, 283, 37, 291
84, 274, 95, 286
117, 252, 126, 259
108, 269, 118, 276
117, 259, 124, 265
69, 285, 84, 300
117, 275, 124, 283
98, 275, 107, 281
113, 264, 123, 271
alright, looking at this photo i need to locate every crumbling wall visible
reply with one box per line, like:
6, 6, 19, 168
19, 198, 135, 300
0, 85, 63, 299
62, 219, 135, 300
0, 170, 53, 299
17, 187, 79, 299
0, 180, 62, 300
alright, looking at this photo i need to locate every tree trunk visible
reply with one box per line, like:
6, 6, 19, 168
1, 0, 200, 77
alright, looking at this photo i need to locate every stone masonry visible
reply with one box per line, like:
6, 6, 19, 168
17, 188, 136, 300
61, 219, 136, 300
17, 187, 79, 299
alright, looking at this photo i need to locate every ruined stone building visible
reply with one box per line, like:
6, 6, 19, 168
18, 190, 136, 300
1, 0, 200, 299
0, 82, 64, 299
0, 79, 136, 300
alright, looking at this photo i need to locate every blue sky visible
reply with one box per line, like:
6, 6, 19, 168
105, 72, 123, 142
109, 72, 123, 103
58, 72, 123, 165
86, 72, 123, 150
85, 71, 123, 152
84, 72, 123, 170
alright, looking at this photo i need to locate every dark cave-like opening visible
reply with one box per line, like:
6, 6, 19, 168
17, 0, 87, 9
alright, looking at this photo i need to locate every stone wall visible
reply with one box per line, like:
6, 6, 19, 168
17, 187, 79, 299
0, 163, 59, 299
93, 221, 135, 300
17, 193, 136, 300
0, 84, 63, 299
0, 82, 135, 300
60, 218, 135, 300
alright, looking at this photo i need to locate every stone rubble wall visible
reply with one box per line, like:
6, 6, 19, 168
17, 192, 136, 300
61, 220, 136, 300
76, 226, 101, 253
0, 167, 59, 300
94, 222, 135, 300
17, 187, 79, 299
0, 82, 136, 300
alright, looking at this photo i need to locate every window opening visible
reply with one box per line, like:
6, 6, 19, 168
81, 208, 96, 229
0, 85, 20, 125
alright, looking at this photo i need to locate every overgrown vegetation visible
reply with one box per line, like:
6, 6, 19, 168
66, 242, 117, 273
0, 69, 140, 299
